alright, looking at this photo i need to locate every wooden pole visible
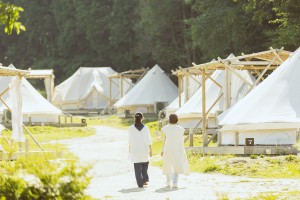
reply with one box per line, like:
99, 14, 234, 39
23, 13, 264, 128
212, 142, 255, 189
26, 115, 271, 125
109, 78, 112, 109
235, 132, 239, 146
185, 73, 189, 102
189, 129, 194, 147
120, 75, 124, 98
178, 75, 182, 107
225, 65, 231, 109
201, 69, 208, 147
217, 132, 222, 146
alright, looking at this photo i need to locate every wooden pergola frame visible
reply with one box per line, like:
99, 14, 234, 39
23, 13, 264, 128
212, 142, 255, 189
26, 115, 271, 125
173, 47, 291, 147
0, 66, 44, 153
25, 69, 55, 102
108, 68, 148, 109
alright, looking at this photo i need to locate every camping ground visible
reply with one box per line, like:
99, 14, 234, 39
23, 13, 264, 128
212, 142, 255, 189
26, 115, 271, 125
62, 123, 300, 200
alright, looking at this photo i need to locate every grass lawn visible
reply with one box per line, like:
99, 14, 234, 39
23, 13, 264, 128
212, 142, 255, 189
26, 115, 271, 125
0, 126, 96, 156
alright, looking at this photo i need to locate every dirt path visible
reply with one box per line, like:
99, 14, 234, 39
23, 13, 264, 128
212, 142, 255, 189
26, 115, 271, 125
61, 126, 300, 200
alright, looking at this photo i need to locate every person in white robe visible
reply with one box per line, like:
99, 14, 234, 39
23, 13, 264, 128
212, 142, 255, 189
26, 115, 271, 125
161, 114, 190, 188
128, 112, 152, 188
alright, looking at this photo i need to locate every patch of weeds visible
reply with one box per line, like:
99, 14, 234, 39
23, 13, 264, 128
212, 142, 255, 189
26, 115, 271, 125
203, 164, 221, 173
259, 154, 264, 158
250, 155, 257, 159
285, 155, 298, 162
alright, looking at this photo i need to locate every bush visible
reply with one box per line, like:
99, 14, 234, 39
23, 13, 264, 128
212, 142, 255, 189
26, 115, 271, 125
203, 164, 220, 173
0, 156, 91, 200
250, 155, 257, 159
285, 155, 298, 162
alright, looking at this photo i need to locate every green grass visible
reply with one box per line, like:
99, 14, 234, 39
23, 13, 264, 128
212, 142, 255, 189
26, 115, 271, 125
0, 126, 96, 153
244, 190, 300, 200
185, 153, 300, 178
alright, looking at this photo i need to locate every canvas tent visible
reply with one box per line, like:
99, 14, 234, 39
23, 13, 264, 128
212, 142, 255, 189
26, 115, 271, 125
52, 67, 132, 112
0, 66, 28, 142
164, 75, 201, 117
114, 64, 177, 114
0, 75, 62, 123
219, 48, 300, 145
176, 69, 256, 128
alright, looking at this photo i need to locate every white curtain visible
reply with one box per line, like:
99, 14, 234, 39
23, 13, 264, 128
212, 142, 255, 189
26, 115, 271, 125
44, 76, 54, 102
9, 77, 24, 142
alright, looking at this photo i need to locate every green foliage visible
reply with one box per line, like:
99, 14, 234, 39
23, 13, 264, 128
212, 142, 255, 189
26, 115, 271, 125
187, 154, 300, 178
0, 1, 25, 35
250, 154, 258, 159
285, 155, 298, 162
0, 0, 299, 84
0, 155, 91, 200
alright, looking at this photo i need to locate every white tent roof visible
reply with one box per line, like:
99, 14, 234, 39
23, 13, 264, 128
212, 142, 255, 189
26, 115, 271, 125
0, 76, 62, 115
52, 67, 132, 108
219, 48, 300, 127
176, 69, 256, 118
114, 64, 177, 107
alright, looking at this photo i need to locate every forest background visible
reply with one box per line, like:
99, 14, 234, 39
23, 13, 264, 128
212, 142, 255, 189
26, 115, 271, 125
1, 0, 300, 85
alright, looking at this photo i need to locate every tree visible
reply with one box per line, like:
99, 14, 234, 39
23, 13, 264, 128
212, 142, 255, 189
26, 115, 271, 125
139, 0, 197, 71
0, 0, 25, 35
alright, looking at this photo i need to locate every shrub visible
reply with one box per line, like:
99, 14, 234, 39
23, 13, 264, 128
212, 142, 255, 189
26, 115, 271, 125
285, 155, 297, 162
203, 164, 220, 173
0, 156, 91, 200
250, 155, 257, 159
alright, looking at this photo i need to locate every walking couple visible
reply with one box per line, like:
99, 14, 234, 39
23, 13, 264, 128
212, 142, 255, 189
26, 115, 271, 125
128, 112, 190, 188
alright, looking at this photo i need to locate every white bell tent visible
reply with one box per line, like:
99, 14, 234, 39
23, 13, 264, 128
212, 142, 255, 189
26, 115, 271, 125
52, 67, 132, 112
114, 64, 177, 114
0, 65, 44, 151
0, 75, 62, 123
176, 69, 256, 128
164, 75, 201, 117
219, 48, 300, 145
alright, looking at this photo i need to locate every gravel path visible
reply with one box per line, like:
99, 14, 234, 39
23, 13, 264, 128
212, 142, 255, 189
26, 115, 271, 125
61, 126, 300, 200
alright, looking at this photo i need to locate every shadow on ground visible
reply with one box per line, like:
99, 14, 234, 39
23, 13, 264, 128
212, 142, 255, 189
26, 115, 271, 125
155, 186, 184, 193
119, 188, 145, 193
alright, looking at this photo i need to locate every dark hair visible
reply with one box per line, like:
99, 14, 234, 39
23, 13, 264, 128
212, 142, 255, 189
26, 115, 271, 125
169, 114, 178, 124
134, 112, 143, 124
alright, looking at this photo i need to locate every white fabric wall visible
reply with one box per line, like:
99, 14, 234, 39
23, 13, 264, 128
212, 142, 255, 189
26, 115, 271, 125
221, 129, 297, 145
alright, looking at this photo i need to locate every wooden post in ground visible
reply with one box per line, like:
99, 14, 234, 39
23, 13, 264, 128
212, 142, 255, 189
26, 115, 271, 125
185, 73, 189, 102
189, 129, 194, 147
178, 75, 182, 107
109, 77, 112, 114
225, 64, 231, 109
218, 132, 222, 146
235, 132, 239, 146
201, 69, 208, 147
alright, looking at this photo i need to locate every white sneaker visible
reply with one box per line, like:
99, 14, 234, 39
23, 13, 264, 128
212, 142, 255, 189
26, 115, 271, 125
172, 183, 178, 188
